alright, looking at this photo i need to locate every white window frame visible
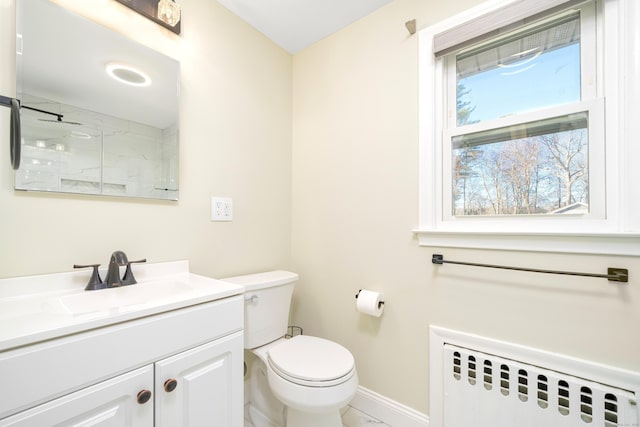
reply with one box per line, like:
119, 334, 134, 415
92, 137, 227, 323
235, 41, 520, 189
415, 0, 640, 256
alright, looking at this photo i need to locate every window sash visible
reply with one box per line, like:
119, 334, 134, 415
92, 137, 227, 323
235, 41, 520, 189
442, 99, 605, 225
445, 1, 597, 130
451, 112, 588, 150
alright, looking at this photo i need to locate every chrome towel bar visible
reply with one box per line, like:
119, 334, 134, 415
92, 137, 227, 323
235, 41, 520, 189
432, 254, 629, 283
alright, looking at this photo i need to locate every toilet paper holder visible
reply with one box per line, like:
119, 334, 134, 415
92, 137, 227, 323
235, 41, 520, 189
355, 289, 385, 309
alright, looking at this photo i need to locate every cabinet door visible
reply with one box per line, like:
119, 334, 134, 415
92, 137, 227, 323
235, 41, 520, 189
155, 331, 243, 427
0, 365, 154, 427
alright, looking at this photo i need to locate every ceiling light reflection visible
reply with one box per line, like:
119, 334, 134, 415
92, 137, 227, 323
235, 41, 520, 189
106, 63, 152, 87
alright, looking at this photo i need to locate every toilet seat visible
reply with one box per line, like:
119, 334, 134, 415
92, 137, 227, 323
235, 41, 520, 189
267, 335, 355, 387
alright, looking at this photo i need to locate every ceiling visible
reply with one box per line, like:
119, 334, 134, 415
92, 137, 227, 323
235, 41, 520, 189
216, 0, 394, 54
20, 0, 179, 130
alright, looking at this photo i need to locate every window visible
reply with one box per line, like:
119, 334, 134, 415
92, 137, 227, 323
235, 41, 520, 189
446, 7, 599, 218
416, 0, 640, 255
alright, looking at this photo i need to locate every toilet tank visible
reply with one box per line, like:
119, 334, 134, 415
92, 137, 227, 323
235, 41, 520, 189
220, 270, 297, 349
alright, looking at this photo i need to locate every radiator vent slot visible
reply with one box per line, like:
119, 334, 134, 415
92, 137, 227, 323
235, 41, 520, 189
605, 394, 618, 426
452, 351, 461, 380
518, 368, 528, 402
558, 379, 571, 415
538, 374, 549, 409
444, 344, 638, 427
468, 355, 477, 385
500, 364, 510, 396
581, 386, 593, 423
483, 360, 493, 390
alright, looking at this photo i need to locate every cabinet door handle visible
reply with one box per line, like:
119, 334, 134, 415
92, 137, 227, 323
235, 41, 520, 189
137, 389, 152, 404
164, 378, 178, 393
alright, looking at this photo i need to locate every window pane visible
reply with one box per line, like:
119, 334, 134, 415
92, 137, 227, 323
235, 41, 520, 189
456, 13, 581, 126
452, 112, 589, 216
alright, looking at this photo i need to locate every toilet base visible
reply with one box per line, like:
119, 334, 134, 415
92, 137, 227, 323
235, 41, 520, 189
286, 407, 342, 427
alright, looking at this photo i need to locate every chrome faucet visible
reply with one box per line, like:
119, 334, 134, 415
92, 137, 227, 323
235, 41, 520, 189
104, 250, 129, 287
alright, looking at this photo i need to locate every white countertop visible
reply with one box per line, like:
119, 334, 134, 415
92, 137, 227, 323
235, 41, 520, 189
0, 261, 244, 352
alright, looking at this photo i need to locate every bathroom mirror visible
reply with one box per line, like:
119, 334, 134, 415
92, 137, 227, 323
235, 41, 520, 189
15, 0, 180, 200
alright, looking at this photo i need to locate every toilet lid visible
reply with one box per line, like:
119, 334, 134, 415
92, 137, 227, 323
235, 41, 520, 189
268, 335, 354, 384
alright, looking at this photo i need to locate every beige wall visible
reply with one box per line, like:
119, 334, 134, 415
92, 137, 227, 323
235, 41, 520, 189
2, 0, 639, 419
0, 0, 292, 279
291, 0, 640, 415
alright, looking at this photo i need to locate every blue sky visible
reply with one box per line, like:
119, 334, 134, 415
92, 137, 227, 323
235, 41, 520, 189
458, 44, 581, 124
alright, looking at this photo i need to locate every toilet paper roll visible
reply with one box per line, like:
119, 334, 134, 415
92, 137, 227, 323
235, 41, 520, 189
356, 290, 384, 317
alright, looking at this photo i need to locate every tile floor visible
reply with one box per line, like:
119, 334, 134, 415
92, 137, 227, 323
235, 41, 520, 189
341, 406, 391, 426
244, 405, 390, 427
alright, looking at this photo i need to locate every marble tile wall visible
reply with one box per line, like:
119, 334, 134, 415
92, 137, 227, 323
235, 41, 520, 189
15, 94, 178, 200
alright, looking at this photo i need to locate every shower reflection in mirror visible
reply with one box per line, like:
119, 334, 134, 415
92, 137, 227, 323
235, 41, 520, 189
16, 95, 178, 199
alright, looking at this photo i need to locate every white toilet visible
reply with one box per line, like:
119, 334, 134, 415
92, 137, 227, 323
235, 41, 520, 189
221, 271, 358, 427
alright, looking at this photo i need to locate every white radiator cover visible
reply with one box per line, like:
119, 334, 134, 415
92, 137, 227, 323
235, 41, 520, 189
443, 344, 637, 427
430, 326, 640, 427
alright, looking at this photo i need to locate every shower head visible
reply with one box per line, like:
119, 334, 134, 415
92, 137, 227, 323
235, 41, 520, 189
38, 117, 83, 126
22, 105, 83, 125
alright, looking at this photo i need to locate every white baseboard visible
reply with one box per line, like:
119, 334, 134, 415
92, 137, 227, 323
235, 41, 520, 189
349, 386, 429, 427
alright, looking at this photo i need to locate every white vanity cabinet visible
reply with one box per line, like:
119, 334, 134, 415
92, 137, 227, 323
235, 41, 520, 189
0, 365, 155, 426
0, 265, 245, 427
0, 331, 243, 427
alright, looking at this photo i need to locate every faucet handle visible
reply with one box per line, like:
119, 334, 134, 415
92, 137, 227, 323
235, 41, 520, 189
74, 264, 106, 291
122, 259, 147, 286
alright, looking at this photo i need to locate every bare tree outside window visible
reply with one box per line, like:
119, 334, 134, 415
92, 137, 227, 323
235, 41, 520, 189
453, 128, 588, 216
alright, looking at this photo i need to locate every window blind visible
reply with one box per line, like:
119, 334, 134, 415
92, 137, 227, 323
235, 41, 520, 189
433, 0, 586, 57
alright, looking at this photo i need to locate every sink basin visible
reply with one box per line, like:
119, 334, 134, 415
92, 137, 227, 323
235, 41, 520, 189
59, 281, 194, 315
0, 279, 200, 319
0, 260, 245, 351
0, 293, 67, 319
